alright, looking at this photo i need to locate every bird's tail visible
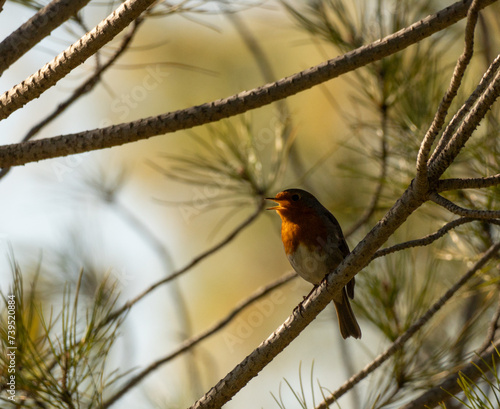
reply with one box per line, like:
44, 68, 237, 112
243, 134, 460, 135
333, 290, 362, 339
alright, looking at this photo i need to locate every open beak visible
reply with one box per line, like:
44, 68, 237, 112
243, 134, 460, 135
265, 197, 284, 211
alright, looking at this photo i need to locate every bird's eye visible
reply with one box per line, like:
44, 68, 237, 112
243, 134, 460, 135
291, 194, 300, 201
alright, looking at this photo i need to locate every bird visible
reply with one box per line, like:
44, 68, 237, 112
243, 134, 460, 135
267, 188, 361, 339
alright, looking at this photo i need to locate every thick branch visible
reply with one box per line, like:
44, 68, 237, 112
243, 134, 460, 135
414, 0, 481, 192
316, 242, 500, 409
399, 337, 500, 409
437, 174, 500, 191
0, 0, 497, 168
24, 21, 141, 142
0, 0, 91, 75
430, 192, 500, 218
0, 20, 142, 181
0, 0, 156, 121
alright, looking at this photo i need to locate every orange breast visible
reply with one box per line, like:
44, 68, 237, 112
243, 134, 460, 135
278, 209, 337, 284
280, 211, 328, 255
281, 218, 300, 255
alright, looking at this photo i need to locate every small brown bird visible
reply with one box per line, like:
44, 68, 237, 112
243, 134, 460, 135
267, 188, 361, 339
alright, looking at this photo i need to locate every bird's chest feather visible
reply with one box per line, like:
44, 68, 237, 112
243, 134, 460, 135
287, 242, 329, 284
281, 218, 330, 285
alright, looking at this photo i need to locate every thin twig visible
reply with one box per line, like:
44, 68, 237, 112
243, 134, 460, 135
103, 202, 265, 326
340, 80, 390, 409
25, 20, 142, 143
101, 271, 297, 408
437, 174, 500, 191
111, 196, 204, 397
430, 192, 500, 219
414, 0, 481, 193
225, 11, 277, 89
478, 292, 500, 354
314, 242, 500, 409
428, 61, 500, 181
0, 0, 498, 168
373, 217, 500, 259
430, 53, 500, 164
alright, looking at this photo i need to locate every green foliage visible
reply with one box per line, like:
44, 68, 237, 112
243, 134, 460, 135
0, 258, 126, 408
449, 349, 500, 409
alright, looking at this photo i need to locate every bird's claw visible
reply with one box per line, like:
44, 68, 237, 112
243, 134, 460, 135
293, 302, 306, 317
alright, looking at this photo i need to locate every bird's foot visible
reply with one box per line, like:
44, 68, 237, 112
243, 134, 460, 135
293, 302, 305, 317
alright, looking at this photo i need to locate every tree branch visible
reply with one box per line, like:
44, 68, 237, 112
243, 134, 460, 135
0, 0, 92, 75
315, 242, 500, 409
430, 53, 500, 165
478, 293, 500, 354
0, 20, 143, 181
430, 192, 500, 218
225, 9, 306, 181
428, 57, 500, 180
437, 174, 500, 191
373, 217, 500, 259
414, 0, 481, 193
0, 0, 157, 121
101, 271, 297, 408
0, 0, 497, 168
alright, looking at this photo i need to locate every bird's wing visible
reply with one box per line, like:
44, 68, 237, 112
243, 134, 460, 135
324, 209, 355, 299
323, 210, 350, 257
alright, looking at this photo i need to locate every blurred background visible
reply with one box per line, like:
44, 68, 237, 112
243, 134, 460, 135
0, 1, 499, 408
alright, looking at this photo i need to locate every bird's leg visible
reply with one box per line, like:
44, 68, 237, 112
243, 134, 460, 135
293, 285, 317, 317
293, 302, 305, 317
